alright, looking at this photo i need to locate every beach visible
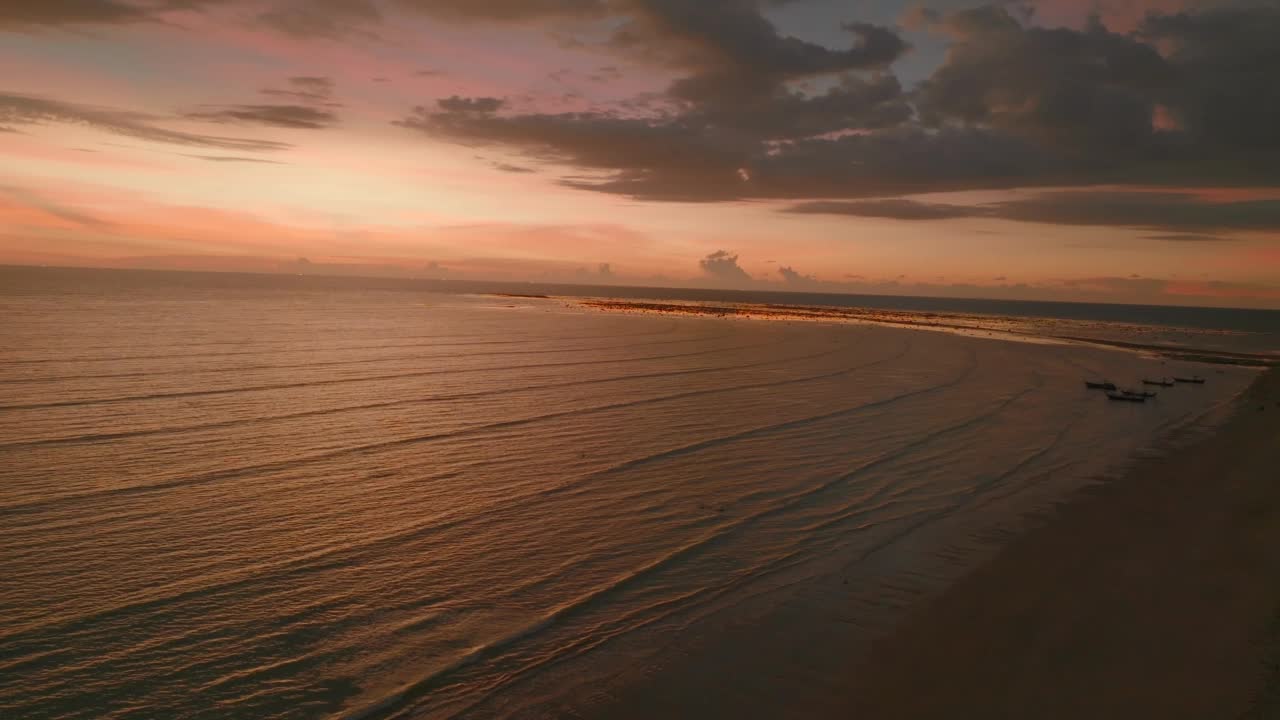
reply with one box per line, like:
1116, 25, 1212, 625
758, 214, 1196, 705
845, 368, 1280, 719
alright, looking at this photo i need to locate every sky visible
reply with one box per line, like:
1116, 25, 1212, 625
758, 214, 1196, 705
1, 0, 1278, 308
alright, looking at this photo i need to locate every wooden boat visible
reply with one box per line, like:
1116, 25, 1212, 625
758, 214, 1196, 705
1085, 380, 1117, 390
1173, 376, 1206, 384
1142, 378, 1175, 387
1126, 389, 1157, 398
1107, 390, 1146, 402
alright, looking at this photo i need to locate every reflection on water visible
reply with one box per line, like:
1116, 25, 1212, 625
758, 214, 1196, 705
0, 268, 1260, 719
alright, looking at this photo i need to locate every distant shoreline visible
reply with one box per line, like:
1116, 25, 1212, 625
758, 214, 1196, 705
578, 298, 1279, 367
843, 368, 1280, 718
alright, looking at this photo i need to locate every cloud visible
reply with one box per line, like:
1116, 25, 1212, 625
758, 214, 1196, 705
786, 191, 1280, 233
260, 76, 337, 104
1142, 233, 1235, 242
0, 91, 291, 151
990, 191, 1280, 232
256, 0, 382, 39
394, 0, 609, 22
435, 96, 506, 114
1141, 5, 1280, 152
0, 183, 112, 228
916, 5, 1171, 157
699, 250, 751, 282
1063, 275, 1171, 296
0, 1, 149, 28
396, 3, 1280, 205
184, 104, 338, 129
492, 162, 535, 173
786, 198, 987, 221
184, 154, 287, 164
778, 265, 819, 286
395, 1, 917, 200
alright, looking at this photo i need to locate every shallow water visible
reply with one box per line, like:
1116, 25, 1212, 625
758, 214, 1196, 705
0, 270, 1261, 719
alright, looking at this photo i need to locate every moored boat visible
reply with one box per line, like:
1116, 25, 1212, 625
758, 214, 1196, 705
1085, 380, 1117, 390
1173, 376, 1206, 384
1142, 378, 1175, 387
1107, 390, 1147, 402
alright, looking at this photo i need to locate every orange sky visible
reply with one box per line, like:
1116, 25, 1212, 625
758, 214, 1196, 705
1, 0, 1277, 307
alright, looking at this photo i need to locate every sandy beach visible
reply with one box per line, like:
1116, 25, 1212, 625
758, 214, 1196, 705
845, 368, 1280, 719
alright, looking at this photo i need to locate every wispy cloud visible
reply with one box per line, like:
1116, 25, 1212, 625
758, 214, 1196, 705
0, 91, 291, 151
184, 104, 338, 129
786, 192, 1280, 233
183, 154, 287, 164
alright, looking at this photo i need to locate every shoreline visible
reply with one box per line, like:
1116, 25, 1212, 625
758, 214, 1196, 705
575, 298, 1279, 367
843, 368, 1280, 718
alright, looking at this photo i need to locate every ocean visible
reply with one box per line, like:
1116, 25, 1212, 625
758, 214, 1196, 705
0, 266, 1270, 719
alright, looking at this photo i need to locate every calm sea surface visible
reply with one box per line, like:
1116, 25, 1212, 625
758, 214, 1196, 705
0, 267, 1269, 719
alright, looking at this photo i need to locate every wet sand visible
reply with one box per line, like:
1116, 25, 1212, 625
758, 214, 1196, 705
845, 368, 1280, 719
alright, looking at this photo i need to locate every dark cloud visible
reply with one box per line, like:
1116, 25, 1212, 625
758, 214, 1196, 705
185, 104, 338, 129
1142, 233, 1235, 242
395, 0, 607, 22
398, 101, 756, 201
256, 0, 381, 39
786, 191, 1280, 233
0, 91, 290, 151
0, 0, 231, 30
0, 0, 149, 28
699, 250, 752, 282
990, 191, 1280, 232
397, 3, 1280, 207
396, 1, 912, 200
786, 198, 987, 220
1141, 5, 1280, 152
916, 6, 1171, 158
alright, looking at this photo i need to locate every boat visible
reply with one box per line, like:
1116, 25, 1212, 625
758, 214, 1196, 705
1085, 380, 1117, 390
1173, 376, 1206, 384
1125, 389, 1157, 398
1142, 378, 1175, 387
1107, 390, 1146, 402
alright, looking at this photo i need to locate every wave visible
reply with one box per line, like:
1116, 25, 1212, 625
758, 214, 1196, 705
0, 338, 784, 412
0, 331, 731, 387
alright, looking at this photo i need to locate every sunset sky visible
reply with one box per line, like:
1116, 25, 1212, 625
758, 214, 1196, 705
2, 0, 1277, 307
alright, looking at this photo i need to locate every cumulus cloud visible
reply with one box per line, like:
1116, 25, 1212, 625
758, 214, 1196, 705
0, 91, 291, 151
778, 265, 819, 286
395, 2, 1280, 208
699, 250, 752, 282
